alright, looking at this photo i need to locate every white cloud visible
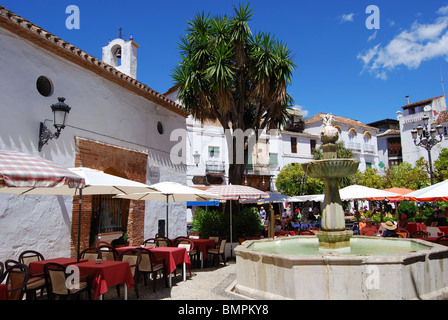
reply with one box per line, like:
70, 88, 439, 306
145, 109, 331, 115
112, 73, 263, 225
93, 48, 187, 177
368, 30, 378, 42
358, 7, 448, 80
290, 105, 309, 118
437, 5, 448, 15
340, 13, 355, 23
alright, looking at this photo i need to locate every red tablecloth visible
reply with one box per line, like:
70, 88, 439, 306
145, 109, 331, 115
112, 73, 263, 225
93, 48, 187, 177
28, 257, 87, 276
192, 239, 216, 259
0, 284, 9, 300
150, 247, 190, 275
74, 260, 134, 300
115, 246, 191, 275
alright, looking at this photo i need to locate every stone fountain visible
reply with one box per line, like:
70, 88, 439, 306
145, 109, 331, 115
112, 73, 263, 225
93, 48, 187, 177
301, 113, 359, 249
233, 113, 448, 300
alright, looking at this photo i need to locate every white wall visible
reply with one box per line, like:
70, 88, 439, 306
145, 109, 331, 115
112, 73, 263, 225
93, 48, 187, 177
0, 27, 186, 260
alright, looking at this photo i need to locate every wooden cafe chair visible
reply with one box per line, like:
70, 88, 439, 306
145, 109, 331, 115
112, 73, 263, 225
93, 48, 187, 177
135, 247, 167, 292
18, 251, 46, 299
118, 249, 142, 299
3, 263, 29, 300
44, 263, 91, 300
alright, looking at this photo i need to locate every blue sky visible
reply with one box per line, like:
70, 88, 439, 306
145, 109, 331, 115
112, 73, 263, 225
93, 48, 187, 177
2, 0, 448, 124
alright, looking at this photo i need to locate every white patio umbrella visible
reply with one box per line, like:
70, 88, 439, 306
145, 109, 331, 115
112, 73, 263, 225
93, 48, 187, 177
405, 179, 448, 202
339, 185, 400, 201
206, 185, 269, 257
241, 192, 291, 204
114, 181, 221, 237
288, 194, 325, 202
0, 165, 158, 260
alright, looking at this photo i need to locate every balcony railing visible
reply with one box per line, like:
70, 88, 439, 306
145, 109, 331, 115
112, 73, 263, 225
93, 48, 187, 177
285, 120, 305, 133
206, 161, 226, 174
348, 142, 361, 152
364, 144, 376, 154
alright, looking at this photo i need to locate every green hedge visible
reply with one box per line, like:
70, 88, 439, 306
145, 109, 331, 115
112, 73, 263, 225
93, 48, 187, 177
191, 206, 264, 239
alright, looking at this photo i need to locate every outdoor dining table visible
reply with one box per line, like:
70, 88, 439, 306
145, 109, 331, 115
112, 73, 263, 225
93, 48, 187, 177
115, 246, 190, 287
73, 260, 134, 300
28, 257, 87, 276
0, 284, 9, 300
191, 239, 216, 268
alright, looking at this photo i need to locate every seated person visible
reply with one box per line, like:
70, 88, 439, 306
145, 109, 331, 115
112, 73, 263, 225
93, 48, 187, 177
360, 218, 377, 236
274, 219, 283, 231
398, 214, 408, 229
358, 216, 366, 231
381, 221, 397, 237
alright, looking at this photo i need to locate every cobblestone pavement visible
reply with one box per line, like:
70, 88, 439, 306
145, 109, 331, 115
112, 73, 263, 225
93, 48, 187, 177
102, 260, 247, 300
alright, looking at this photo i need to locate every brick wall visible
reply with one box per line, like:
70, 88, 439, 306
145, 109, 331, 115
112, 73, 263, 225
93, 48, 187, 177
71, 137, 147, 257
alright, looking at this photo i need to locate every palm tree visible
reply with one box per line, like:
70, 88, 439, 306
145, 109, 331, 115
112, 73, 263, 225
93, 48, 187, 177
172, 3, 296, 185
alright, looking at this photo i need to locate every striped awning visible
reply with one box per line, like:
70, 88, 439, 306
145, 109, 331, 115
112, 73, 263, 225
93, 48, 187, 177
207, 184, 269, 201
0, 149, 85, 189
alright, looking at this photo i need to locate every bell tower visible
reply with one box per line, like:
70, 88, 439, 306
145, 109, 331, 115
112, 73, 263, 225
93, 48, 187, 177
102, 29, 139, 79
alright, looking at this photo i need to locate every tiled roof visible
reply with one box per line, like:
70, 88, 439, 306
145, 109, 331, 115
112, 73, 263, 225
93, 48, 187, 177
305, 112, 378, 132
377, 129, 401, 137
0, 5, 187, 118
401, 95, 445, 110
434, 110, 448, 124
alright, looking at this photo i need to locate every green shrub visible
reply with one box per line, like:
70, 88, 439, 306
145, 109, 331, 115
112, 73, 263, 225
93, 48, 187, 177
191, 206, 264, 239
233, 207, 264, 237
397, 201, 418, 220
191, 208, 225, 238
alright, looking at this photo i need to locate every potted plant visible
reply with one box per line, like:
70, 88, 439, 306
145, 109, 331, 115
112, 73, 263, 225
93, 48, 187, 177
111, 232, 129, 248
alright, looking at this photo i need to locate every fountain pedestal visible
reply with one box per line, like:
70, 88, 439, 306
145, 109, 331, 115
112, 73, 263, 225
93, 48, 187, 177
301, 114, 359, 250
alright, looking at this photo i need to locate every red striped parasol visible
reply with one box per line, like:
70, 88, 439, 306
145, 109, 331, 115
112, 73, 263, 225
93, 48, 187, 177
207, 184, 269, 201
0, 149, 85, 189
206, 185, 268, 258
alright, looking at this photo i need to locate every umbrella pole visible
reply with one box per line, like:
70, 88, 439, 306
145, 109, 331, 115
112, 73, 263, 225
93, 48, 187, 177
77, 188, 82, 262
230, 200, 233, 259
166, 194, 169, 238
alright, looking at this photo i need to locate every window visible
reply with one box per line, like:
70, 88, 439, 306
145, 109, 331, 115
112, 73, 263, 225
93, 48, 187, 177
36, 76, 53, 97
269, 153, 278, 165
157, 122, 164, 135
209, 146, 220, 158
366, 162, 372, 169
291, 137, 297, 153
246, 152, 253, 170
92, 195, 129, 234
389, 159, 402, 167
310, 139, 316, 153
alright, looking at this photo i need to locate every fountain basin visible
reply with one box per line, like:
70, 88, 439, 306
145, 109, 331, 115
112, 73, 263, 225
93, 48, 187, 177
234, 236, 448, 300
302, 159, 359, 179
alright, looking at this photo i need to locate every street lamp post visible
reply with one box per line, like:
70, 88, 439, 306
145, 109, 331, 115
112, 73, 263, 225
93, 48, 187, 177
411, 115, 444, 185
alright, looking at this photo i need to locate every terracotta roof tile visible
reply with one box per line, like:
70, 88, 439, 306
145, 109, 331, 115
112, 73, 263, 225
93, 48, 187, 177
434, 110, 448, 124
305, 112, 378, 132
401, 95, 445, 109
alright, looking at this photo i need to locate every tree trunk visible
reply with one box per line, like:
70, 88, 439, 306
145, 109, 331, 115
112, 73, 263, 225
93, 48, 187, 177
228, 163, 245, 185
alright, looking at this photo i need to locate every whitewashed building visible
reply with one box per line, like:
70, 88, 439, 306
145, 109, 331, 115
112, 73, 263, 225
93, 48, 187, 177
397, 95, 448, 168
367, 119, 402, 172
0, 6, 187, 261
305, 113, 380, 172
